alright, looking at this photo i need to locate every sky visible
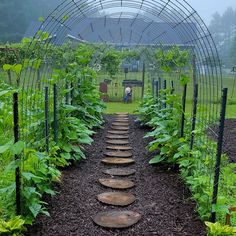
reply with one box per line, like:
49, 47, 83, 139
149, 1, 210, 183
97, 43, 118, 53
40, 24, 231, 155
186, 0, 236, 24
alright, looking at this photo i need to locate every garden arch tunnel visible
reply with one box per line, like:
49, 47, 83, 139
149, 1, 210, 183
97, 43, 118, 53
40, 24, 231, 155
21, 0, 223, 138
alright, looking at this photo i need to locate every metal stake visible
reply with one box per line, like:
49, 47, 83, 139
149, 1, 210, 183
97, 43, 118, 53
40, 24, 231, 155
13, 92, 21, 215
53, 84, 58, 143
190, 84, 199, 150
211, 88, 228, 222
180, 84, 187, 137
45, 87, 49, 153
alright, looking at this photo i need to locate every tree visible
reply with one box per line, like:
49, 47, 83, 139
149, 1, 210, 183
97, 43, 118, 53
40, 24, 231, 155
230, 36, 236, 66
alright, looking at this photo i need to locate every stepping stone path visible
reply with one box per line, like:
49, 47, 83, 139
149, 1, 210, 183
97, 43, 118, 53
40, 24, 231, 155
106, 139, 130, 145
106, 135, 129, 139
104, 151, 133, 158
112, 122, 129, 126
97, 192, 136, 206
93, 211, 141, 229
103, 168, 136, 176
106, 145, 133, 151
99, 178, 135, 189
93, 113, 141, 229
111, 126, 129, 131
102, 157, 135, 165
107, 130, 129, 135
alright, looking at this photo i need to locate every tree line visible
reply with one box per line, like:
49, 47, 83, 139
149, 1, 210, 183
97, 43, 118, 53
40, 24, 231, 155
0, 0, 60, 43
209, 7, 236, 68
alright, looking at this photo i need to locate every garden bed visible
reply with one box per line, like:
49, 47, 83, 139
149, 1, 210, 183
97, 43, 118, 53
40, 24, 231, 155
210, 119, 236, 163
27, 115, 206, 236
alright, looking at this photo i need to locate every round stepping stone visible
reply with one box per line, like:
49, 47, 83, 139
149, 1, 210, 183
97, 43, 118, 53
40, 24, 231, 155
115, 115, 128, 118
107, 130, 129, 135
106, 135, 129, 139
114, 120, 129, 123
99, 179, 135, 189
106, 145, 133, 151
112, 122, 129, 126
111, 126, 129, 131
106, 140, 130, 145
103, 168, 136, 176
97, 192, 136, 206
102, 158, 135, 165
115, 113, 128, 115
93, 211, 141, 229
104, 151, 132, 158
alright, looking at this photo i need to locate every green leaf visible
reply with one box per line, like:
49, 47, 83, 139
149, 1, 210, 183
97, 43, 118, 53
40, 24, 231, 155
38, 16, 44, 22
0, 141, 12, 153
44, 188, 56, 196
149, 155, 165, 164
0, 90, 12, 97
22, 172, 43, 181
62, 15, 69, 22
40, 32, 49, 41
12, 64, 22, 75
29, 203, 42, 218
0, 183, 15, 195
11, 141, 25, 155
3, 64, 12, 71
60, 152, 71, 160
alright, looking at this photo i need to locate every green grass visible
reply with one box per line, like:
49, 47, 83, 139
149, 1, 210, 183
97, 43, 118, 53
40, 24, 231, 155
104, 101, 139, 114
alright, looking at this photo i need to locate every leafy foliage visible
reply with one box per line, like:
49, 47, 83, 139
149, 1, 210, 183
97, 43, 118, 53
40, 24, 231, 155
206, 221, 236, 236
137, 46, 236, 227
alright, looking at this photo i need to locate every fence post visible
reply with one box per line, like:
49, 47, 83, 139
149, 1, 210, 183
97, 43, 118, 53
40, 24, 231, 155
13, 92, 21, 215
171, 81, 175, 94
142, 62, 145, 98
211, 88, 228, 222
155, 80, 159, 97
71, 82, 74, 106
65, 81, 69, 105
45, 87, 49, 153
180, 84, 187, 137
53, 84, 58, 143
190, 84, 199, 150
163, 79, 167, 108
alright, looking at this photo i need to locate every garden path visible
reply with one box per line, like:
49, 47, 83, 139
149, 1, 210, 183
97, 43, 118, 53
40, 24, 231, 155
28, 115, 206, 236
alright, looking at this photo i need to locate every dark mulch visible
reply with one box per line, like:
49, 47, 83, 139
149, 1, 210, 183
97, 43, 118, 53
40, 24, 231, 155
209, 119, 236, 163
27, 115, 206, 236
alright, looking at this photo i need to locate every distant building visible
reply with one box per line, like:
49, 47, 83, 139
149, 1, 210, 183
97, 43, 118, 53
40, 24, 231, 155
24, 17, 197, 46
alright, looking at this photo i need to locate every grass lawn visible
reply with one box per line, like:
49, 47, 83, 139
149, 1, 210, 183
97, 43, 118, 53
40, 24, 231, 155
104, 99, 236, 118
104, 101, 140, 114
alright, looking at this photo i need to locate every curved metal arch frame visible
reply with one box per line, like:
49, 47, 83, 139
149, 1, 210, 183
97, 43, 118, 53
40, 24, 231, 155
21, 0, 223, 147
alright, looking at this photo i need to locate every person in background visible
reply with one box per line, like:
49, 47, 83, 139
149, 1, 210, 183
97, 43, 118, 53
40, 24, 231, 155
124, 86, 132, 103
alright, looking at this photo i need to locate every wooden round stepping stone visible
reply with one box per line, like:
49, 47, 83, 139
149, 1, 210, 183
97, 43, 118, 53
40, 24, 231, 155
112, 122, 129, 126
106, 140, 130, 145
106, 145, 133, 151
106, 135, 129, 139
108, 130, 129, 135
111, 126, 129, 131
104, 151, 132, 158
116, 113, 128, 115
116, 115, 128, 118
102, 158, 135, 165
103, 168, 136, 176
93, 211, 141, 229
99, 179, 135, 189
97, 192, 136, 206
114, 120, 129, 123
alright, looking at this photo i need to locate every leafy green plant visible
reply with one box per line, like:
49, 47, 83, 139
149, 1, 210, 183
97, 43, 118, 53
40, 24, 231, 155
205, 222, 236, 236
0, 216, 25, 236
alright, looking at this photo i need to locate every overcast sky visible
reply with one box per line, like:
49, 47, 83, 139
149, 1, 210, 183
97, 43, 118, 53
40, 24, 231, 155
186, 0, 236, 24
